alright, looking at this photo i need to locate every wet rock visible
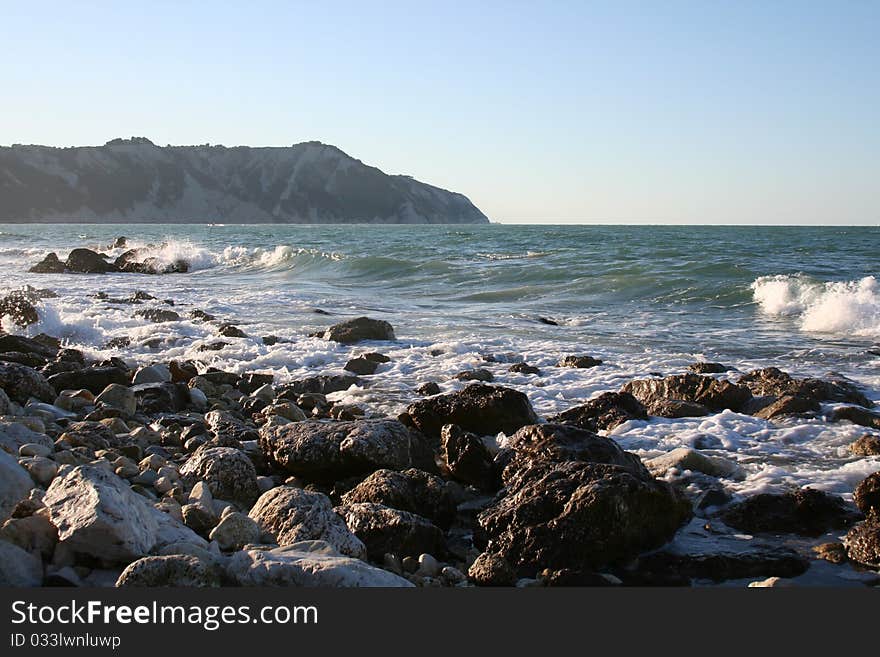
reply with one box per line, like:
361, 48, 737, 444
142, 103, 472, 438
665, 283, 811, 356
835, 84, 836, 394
0, 362, 56, 403
135, 308, 181, 323
477, 460, 691, 575
753, 395, 821, 420
116, 554, 220, 587
341, 468, 456, 528
0, 293, 39, 326
279, 375, 360, 396
416, 382, 441, 396
0, 334, 58, 360
323, 317, 395, 343
720, 488, 861, 536
248, 486, 366, 559
0, 450, 33, 522
558, 355, 602, 368
336, 502, 444, 560
209, 512, 261, 551
831, 406, 880, 429
637, 544, 809, 583
850, 434, 880, 456
44, 464, 206, 564
453, 368, 494, 382
688, 362, 729, 374
844, 519, 880, 567
508, 362, 541, 376
504, 423, 649, 477
189, 309, 216, 322
47, 366, 130, 395
29, 252, 66, 273
645, 447, 742, 479
440, 424, 496, 490
179, 446, 259, 508
344, 357, 378, 375
403, 383, 539, 439
621, 373, 752, 413
549, 392, 648, 432
813, 542, 848, 564
738, 367, 872, 407
853, 472, 880, 516
218, 324, 247, 338
198, 341, 229, 352
259, 419, 433, 482
468, 551, 517, 586
646, 399, 711, 418
65, 248, 116, 273
227, 541, 413, 587
0, 539, 43, 586
131, 382, 190, 414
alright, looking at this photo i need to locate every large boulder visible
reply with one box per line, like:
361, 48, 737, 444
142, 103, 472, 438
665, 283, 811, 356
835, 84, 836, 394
259, 419, 433, 482
43, 464, 206, 564
179, 446, 260, 508
0, 334, 58, 360
440, 424, 497, 490
753, 395, 820, 420
65, 248, 116, 273
0, 293, 39, 326
323, 317, 395, 343
47, 366, 130, 395
621, 374, 752, 413
548, 392, 648, 432
29, 252, 66, 273
503, 423, 649, 478
845, 519, 880, 567
0, 450, 33, 522
477, 460, 692, 575
116, 554, 221, 587
336, 502, 444, 560
720, 488, 861, 536
341, 468, 456, 528
248, 486, 366, 559
854, 472, 880, 516
204, 410, 259, 443
738, 367, 872, 407
0, 539, 43, 586
0, 362, 55, 403
403, 383, 539, 439
831, 406, 880, 430
227, 542, 413, 587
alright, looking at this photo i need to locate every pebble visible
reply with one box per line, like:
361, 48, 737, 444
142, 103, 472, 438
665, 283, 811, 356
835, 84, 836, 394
416, 553, 440, 577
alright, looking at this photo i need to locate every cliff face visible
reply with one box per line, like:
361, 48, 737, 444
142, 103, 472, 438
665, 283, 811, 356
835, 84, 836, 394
0, 138, 489, 224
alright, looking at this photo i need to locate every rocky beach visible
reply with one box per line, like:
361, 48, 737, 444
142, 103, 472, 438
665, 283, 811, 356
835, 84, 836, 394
1, 227, 879, 588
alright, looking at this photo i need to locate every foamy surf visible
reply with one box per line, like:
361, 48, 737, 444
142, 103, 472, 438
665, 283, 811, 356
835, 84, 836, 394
753, 274, 880, 337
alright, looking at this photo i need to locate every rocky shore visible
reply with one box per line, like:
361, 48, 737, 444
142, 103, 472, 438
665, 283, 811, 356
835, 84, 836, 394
1, 254, 879, 588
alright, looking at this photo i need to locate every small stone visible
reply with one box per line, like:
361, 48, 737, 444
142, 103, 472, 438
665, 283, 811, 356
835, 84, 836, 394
402, 556, 419, 573
417, 553, 440, 577
748, 576, 796, 587
558, 355, 603, 368
813, 542, 847, 564
209, 512, 261, 551
19, 443, 52, 458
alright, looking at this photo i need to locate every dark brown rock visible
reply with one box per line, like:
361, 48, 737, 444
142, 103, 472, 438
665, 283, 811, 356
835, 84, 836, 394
65, 248, 116, 273
720, 488, 861, 536
0, 294, 39, 326
753, 395, 821, 420
558, 355, 602, 369
344, 358, 378, 375
468, 552, 516, 586
508, 362, 541, 376
832, 406, 880, 429
440, 424, 497, 490
323, 317, 395, 343
453, 368, 494, 382
646, 399, 711, 418
621, 373, 752, 413
688, 362, 729, 374
218, 324, 247, 338
416, 382, 441, 396
29, 252, 66, 273
738, 367, 872, 407
549, 392, 648, 432
341, 468, 456, 528
337, 502, 444, 560
850, 434, 880, 456
854, 472, 880, 516
403, 383, 539, 439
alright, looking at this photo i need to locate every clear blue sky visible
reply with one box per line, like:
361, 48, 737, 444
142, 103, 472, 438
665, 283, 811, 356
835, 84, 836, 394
2, 1, 878, 224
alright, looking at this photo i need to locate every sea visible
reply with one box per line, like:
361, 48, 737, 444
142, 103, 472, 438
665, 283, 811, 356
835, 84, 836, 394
2, 224, 879, 547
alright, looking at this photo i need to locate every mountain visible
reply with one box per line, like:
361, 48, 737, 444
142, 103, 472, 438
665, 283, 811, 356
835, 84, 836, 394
0, 138, 489, 224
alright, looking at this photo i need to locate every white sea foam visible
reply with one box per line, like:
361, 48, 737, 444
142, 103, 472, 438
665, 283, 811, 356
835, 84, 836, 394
752, 274, 880, 337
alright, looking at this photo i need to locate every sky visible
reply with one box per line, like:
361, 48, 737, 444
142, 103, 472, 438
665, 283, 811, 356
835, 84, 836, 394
1, 1, 878, 224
